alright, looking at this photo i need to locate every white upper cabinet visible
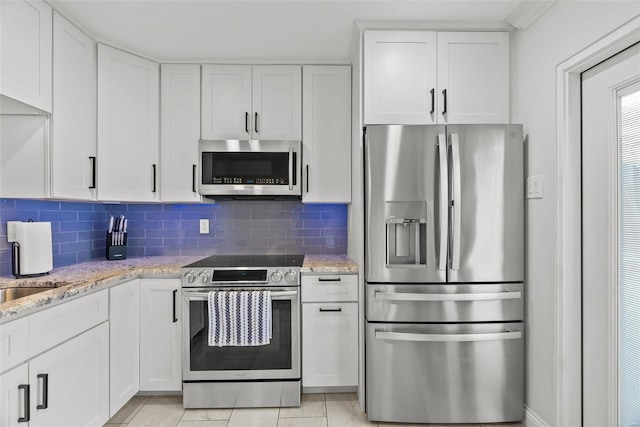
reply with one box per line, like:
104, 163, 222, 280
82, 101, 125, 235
97, 44, 160, 202
364, 31, 437, 125
252, 66, 301, 140
437, 32, 509, 124
302, 65, 351, 203
0, 0, 52, 112
201, 65, 252, 140
51, 12, 97, 200
160, 64, 201, 202
364, 31, 509, 125
201, 65, 301, 140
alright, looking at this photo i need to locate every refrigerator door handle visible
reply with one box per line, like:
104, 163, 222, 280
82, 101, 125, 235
450, 133, 462, 270
374, 291, 522, 302
375, 330, 522, 343
437, 134, 448, 271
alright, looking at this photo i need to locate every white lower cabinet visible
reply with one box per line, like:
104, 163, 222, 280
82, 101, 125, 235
139, 279, 182, 391
109, 279, 140, 416
0, 363, 29, 427
301, 274, 358, 388
27, 322, 109, 427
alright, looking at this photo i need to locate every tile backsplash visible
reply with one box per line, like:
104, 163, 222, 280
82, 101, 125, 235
0, 199, 347, 277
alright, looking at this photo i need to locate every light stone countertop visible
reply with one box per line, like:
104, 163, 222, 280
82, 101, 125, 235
0, 254, 358, 322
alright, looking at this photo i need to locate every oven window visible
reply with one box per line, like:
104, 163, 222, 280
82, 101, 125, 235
188, 299, 292, 371
201, 152, 296, 185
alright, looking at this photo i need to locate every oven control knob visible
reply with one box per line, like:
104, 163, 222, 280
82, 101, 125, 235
271, 271, 283, 283
199, 273, 210, 284
185, 272, 196, 284
284, 270, 297, 283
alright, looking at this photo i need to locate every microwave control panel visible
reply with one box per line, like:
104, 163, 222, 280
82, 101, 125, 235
211, 177, 287, 185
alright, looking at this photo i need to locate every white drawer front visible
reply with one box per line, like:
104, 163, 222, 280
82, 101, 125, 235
0, 316, 28, 374
301, 274, 358, 302
29, 290, 108, 357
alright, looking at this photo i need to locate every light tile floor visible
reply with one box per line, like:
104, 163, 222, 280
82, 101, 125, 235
104, 394, 525, 427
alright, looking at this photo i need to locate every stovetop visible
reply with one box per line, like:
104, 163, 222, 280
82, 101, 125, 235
184, 254, 305, 269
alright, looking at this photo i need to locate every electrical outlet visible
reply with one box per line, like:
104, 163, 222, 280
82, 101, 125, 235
7, 221, 20, 242
199, 219, 210, 234
527, 175, 543, 199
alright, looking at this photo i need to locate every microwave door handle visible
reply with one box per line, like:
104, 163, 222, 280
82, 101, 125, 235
288, 147, 293, 190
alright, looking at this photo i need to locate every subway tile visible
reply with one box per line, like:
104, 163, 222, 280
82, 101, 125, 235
53, 232, 78, 244
78, 230, 105, 241
127, 203, 164, 212
146, 228, 181, 238
59, 201, 93, 211
180, 211, 212, 221
268, 219, 304, 230
163, 204, 200, 212
286, 229, 321, 238
163, 220, 182, 230
146, 211, 182, 221
321, 229, 348, 238
54, 253, 78, 267
0, 199, 15, 210
127, 247, 146, 257
304, 237, 333, 247
40, 210, 78, 222
1, 210, 40, 222
14, 199, 59, 211
164, 238, 198, 247
251, 229, 285, 239
60, 221, 93, 232
232, 219, 266, 230
320, 210, 347, 220
60, 240, 92, 254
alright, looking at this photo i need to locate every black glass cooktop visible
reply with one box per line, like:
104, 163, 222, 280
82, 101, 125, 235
184, 254, 305, 269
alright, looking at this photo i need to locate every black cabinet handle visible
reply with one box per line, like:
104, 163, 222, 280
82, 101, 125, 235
254, 112, 259, 134
192, 164, 197, 193
305, 165, 309, 193
89, 156, 96, 189
172, 289, 178, 323
37, 374, 48, 410
442, 89, 447, 115
152, 164, 157, 193
319, 307, 342, 313
245, 112, 249, 133
318, 277, 341, 282
430, 88, 435, 114
18, 384, 30, 422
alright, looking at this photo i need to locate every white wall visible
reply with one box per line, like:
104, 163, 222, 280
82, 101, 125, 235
511, 2, 640, 425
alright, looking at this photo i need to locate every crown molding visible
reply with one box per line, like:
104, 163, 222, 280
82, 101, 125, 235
505, 1, 557, 30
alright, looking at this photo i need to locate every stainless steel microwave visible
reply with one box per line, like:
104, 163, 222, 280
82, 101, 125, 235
198, 139, 301, 198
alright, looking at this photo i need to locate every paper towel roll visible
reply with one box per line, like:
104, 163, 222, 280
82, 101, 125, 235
8, 221, 53, 276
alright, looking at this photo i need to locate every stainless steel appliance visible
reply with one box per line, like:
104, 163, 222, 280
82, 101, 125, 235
365, 124, 524, 424
181, 254, 303, 409
198, 139, 301, 198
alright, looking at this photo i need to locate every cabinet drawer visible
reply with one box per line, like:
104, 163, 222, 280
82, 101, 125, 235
301, 274, 358, 302
29, 290, 108, 357
0, 316, 28, 374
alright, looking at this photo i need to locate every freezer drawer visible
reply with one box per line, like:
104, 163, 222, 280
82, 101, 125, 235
366, 283, 523, 323
366, 321, 524, 423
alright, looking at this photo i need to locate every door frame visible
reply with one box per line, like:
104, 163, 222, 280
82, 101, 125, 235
555, 15, 640, 427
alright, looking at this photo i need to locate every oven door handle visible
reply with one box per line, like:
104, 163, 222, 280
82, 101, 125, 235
183, 290, 298, 299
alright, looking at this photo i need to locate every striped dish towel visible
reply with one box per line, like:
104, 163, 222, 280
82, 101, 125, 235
208, 290, 272, 347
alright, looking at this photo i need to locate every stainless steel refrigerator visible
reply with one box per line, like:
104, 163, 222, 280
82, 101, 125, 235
365, 124, 524, 424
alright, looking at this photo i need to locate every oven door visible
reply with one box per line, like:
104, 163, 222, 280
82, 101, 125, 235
182, 287, 300, 381
199, 139, 301, 197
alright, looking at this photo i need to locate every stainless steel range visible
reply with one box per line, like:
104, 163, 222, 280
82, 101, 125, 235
181, 254, 303, 409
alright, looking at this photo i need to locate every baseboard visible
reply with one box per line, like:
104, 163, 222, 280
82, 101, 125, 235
525, 406, 549, 427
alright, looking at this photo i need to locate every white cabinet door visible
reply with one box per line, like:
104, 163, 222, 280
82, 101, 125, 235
0, 363, 29, 427
364, 31, 437, 125
109, 279, 139, 417
0, 0, 52, 112
302, 66, 351, 203
302, 302, 358, 388
201, 65, 252, 140
51, 12, 97, 200
252, 66, 301, 140
160, 64, 202, 202
139, 279, 182, 391
437, 32, 509, 124
97, 44, 159, 202
29, 323, 109, 427
0, 315, 29, 375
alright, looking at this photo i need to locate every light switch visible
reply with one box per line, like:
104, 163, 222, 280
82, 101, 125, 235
199, 219, 210, 234
527, 175, 543, 199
